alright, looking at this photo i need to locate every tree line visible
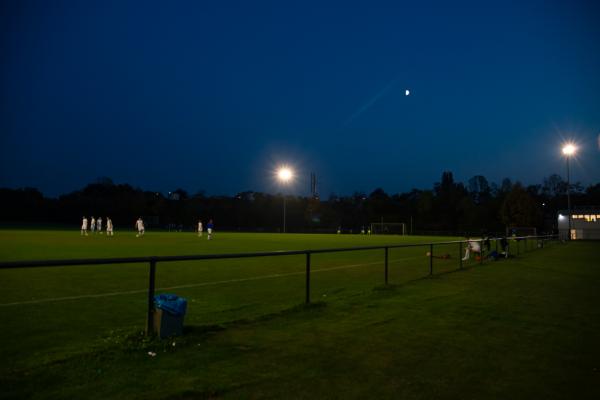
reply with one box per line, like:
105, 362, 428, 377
1, 173, 598, 234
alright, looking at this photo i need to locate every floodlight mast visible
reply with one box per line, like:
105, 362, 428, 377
277, 167, 294, 233
561, 143, 577, 240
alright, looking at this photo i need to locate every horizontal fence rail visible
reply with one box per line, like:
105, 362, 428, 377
0, 235, 558, 336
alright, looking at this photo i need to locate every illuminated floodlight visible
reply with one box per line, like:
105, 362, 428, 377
562, 143, 577, 156
276, 165, 294, 233
277, 167, 293, 183
560, 142, 577, 240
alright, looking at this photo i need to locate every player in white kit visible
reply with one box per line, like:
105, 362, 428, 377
462, 238, 481, 261
97, 217, 103, 234
81, 217, 88, 236
106, 218, 114, 236
135, 217, 145, 237
91, 217, 96, 234
197, 220, 203, 237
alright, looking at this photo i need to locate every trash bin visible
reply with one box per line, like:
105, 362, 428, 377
153, 294, 187, 338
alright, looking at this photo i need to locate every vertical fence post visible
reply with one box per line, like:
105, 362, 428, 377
146, 258, 157, 336
305, 252, 311, 304
384, 247, 389, 285
429, 244, 433, 276
480, 240, 483, 265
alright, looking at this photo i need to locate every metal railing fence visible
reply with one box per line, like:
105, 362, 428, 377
0, 235, 558, 335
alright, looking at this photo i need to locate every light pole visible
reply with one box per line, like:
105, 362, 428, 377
277, 166, 294, 233
562, 143, 577, 240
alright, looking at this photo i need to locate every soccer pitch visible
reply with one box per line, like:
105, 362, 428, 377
1, 231, 598, 399
0, 231, 462, 366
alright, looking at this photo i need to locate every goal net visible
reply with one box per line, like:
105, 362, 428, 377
370, 222, 407, 235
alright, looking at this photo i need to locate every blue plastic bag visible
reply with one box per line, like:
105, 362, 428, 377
154, 294, 187, 316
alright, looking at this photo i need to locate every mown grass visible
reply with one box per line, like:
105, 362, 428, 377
1, 231, 597, 399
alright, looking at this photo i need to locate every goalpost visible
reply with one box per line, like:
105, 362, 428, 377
370, 222, 407, 235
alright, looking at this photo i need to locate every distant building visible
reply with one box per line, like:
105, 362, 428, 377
557, 207, 600, 240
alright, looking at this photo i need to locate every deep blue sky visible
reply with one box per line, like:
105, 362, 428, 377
1, 0, 599, 197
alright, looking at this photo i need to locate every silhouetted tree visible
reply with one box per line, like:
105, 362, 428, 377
468, 175, 491, 204
500, 183, 541, 228
2, 172, 597, 233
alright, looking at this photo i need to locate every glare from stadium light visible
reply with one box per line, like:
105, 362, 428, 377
278, 167, 293, 183
276, 165, 294, 234
562, 143, 577, 156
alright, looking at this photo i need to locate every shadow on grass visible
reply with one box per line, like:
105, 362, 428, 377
372, 264, 474, 294
100, 302, 329, 354
181, 301, 327, 336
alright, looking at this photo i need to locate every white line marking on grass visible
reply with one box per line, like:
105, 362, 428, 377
0, 256, 425, 307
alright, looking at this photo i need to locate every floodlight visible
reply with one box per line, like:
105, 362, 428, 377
560, 142, 577, 240
275, 166, 294, 233
278, 167, 293, 183
562, 143, 577, 156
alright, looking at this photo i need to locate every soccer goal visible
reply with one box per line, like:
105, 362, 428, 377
370, 222, 407, 235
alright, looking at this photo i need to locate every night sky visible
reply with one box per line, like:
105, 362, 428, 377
1, 0, 599, 198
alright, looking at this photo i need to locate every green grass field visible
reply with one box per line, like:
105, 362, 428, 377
1, 230, 598, 399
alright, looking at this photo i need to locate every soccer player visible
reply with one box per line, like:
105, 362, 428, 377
106, 218, 114, 236
462, 238, 481, 261
197, 220, 203, 237
206, 219, 213, 240
91, 217, 96, 234
81, 216, 88, 236
135, 217, 145, 237
97, 217, 103, 234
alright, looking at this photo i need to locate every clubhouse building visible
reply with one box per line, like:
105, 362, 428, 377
557, 207, 600, 240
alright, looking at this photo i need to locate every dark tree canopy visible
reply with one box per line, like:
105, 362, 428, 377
0, 172, 596, 235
